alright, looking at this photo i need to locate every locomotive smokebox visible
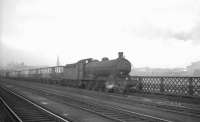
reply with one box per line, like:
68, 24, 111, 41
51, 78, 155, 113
118, 52, 123, 59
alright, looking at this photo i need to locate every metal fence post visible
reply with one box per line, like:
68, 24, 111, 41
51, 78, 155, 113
138, 77, 143, 91
160, 77, 164, 93
188, 77, 194, 96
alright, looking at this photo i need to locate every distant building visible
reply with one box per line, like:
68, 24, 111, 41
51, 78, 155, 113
187, 61, 200, 70
131, 67, 190, 76
187, 61, 200, 76
3, 62, 46, 71
193, 69, 200, 76
56, 56, 60, 66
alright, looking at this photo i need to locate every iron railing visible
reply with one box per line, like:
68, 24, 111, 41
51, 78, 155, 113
131, 76, 200, 97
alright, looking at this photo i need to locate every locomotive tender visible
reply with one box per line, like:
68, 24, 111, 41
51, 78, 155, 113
6, 52, 135, 92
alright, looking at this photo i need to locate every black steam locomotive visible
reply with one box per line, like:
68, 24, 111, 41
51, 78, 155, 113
5, 52, 136, 93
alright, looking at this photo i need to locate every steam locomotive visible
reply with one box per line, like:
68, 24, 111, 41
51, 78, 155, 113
5, 52, 136, 93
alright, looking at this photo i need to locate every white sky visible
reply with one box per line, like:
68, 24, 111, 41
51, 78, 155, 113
1, 0, 200, 68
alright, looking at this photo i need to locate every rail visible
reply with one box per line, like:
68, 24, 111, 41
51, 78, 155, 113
6, 82, 171, 122
0, 86, 70, 122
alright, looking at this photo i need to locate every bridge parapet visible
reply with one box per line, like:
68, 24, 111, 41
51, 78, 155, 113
131, 76, 200, 97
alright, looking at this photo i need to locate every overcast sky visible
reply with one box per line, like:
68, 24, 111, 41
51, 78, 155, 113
1, 0, 200, 68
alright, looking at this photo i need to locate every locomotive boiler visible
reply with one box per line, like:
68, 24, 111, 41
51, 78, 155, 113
85, 52, 131, 77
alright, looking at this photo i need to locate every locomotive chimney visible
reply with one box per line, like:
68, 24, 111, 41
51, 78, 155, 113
118, 52, 123, 58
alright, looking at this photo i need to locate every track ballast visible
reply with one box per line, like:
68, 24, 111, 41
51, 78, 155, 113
0, 86, 70, 122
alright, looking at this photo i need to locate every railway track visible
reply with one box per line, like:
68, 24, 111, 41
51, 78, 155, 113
13, 80, 200, 118
3, 83, 171, 122
47, 83, 200, 118
24, 85, 200, 121
0, 97, 19, 122
3, 79, 200, 117
0, 86, 70, 122
95, 92, 200, 118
